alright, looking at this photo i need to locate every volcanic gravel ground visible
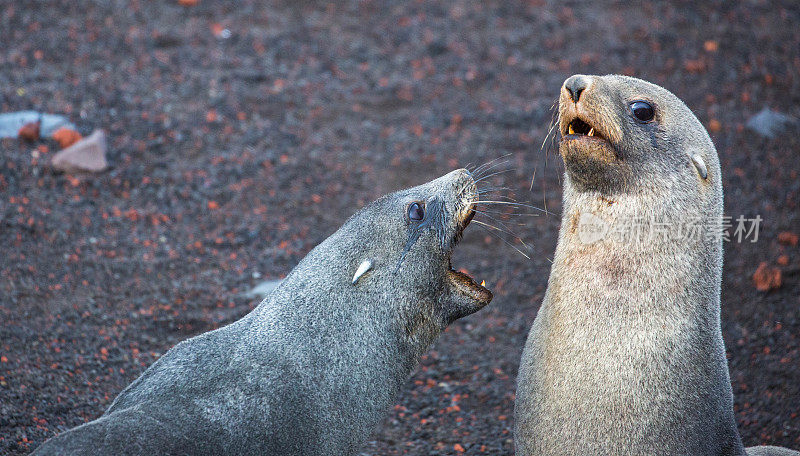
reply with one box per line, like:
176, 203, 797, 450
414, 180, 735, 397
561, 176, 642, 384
1, 0, 799, 454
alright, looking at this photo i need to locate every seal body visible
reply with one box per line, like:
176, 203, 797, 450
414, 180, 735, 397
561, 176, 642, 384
514, 75, 799, 456
33, 169, 492, 456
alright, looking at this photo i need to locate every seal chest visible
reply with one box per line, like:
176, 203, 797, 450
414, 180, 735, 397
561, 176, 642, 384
515, 75, 799, 456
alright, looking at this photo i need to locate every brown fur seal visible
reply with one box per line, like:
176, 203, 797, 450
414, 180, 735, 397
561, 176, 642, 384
32, 169, 492, 456
514, 74, 799, 456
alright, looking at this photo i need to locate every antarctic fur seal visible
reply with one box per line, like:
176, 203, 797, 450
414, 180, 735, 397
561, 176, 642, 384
33, 169, 492, 456
513, 74, 798, 456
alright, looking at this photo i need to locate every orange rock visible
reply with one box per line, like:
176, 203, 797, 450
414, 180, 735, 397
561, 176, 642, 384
454, 443, 465, 453
684, 58, 706, 73
52, 127, 83, 149
752, 262, 782, 292
777, 231, 798, 247
777, 255, 789, 266
178, 0, 198, 5
18, 121, 40, 141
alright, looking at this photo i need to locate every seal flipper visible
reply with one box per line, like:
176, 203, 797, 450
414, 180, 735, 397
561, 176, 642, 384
31, 404, 217, 456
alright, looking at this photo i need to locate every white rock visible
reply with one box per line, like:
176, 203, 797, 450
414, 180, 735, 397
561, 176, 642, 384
51, 129, 108, 173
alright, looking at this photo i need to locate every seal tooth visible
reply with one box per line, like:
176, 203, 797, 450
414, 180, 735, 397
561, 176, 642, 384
588, 127, 595, 137
568, 124, 575, 135
352, 259, 373, 285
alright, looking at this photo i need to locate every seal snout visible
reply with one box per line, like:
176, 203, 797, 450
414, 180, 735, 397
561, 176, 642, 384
559, 75, 608, 143
443, 169, 491, 307
453, 168, 478, 229
561, 113, 611, 147
564, 74, 592, 103
558, 75, 621, 167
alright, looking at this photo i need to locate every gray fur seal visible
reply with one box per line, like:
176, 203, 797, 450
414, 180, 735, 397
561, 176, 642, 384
33, 169, 492, 456
513, 74, 798, 456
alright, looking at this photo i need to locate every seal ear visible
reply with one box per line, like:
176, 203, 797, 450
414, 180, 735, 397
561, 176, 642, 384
691, 154, 708, 179
352, 259, 374, 285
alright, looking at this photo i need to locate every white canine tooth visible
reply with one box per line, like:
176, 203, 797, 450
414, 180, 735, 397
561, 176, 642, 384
568, 124, 575, 135
588, 127, 595, 136
352, 259, 374, 285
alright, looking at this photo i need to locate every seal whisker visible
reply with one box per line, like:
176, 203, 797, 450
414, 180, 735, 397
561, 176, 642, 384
474, 168, 516, 184
474, 158, 513, 178
476, 186, 513, 195
481, 194, 552, 213
528, 167, 536, 193
474, 212, 530, 238
472, 221, 531, 260
474, 208, 540, 217
470, 200, 552, 215
473, 209, 530, 225
472, 153, 514, 177
481, 193, 524, 203
530, 97, 561, 216
474, 218, 531, 251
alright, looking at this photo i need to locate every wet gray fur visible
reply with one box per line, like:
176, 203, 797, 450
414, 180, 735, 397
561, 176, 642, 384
33, 169, 488, 456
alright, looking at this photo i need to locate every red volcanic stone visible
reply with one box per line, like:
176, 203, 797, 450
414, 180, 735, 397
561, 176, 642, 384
18, 121, 40, 141
777, 232, 798, 247
752, 262, 782, 292
52, 127, 83, 149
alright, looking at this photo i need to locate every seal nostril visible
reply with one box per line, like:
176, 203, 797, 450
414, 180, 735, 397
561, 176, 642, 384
566, 87, 584, 102
564, 75, 590, 103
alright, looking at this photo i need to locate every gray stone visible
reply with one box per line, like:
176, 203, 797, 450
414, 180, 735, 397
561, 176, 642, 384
243, 279, 283, 298
746, 107, 797, 138
0, 110, 76, 138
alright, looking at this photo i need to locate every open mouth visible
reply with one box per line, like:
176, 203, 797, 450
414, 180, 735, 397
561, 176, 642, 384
564, 117, 608, 142
447, 206, 493, 304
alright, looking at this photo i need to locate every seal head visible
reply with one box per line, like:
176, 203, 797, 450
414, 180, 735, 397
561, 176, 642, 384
559, 73, 716, 194
340, 168, 492, 329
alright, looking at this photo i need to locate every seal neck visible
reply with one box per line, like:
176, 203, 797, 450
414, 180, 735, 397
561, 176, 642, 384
529, 183, 743, 454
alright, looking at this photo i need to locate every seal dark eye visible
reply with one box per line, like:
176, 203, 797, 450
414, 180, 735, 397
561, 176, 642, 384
630, 101, 655, 122
408, 202, 425, 221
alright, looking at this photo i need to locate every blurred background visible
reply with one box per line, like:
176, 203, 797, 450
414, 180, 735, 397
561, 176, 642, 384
1, 0, 798, 454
